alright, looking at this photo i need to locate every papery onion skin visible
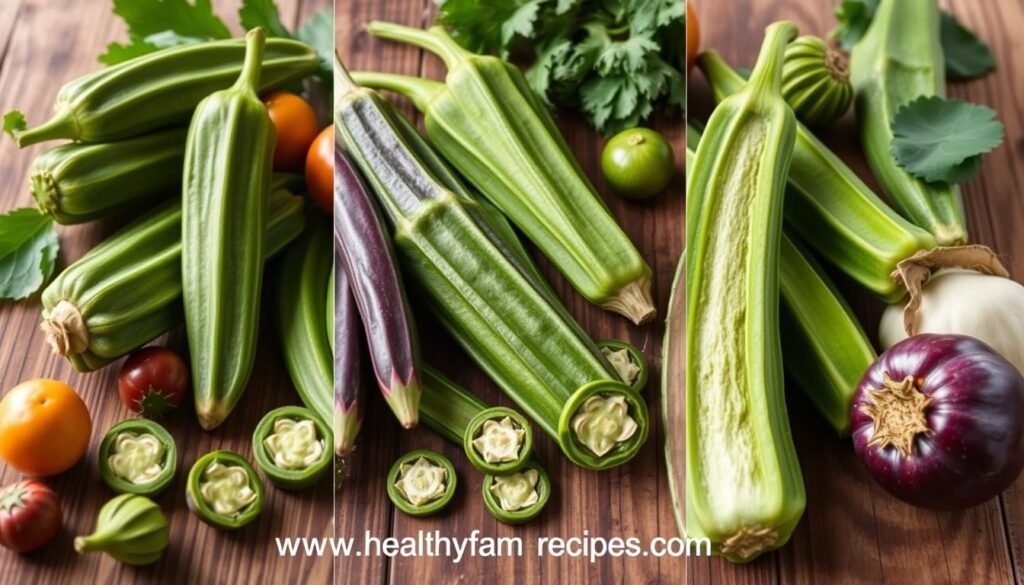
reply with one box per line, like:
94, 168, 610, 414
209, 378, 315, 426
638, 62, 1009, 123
852, 334, 1024, 510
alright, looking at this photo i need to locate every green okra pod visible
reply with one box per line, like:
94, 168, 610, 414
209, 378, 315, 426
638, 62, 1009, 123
182, 28, 275, 429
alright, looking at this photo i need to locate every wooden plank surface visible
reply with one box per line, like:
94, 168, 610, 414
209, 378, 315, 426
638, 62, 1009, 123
686, 0, 1024, 584
0, 1, 334, 584
334, 2, 685, 585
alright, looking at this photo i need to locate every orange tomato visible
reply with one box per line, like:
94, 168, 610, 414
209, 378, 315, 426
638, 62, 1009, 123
687, 1, 700, 71
305, 126, 333, 214
263, 91, 320, 172
0, 379, 91, 477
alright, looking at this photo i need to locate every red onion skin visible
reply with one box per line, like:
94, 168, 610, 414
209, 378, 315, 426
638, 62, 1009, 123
851, 334, 1024, 510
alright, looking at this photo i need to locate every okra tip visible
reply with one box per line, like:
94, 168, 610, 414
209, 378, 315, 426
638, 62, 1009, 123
383, 375, 422, 430
30, 170, 61, 218
603, 278, 657, 325
12, 110, 78, 148
40, 300, 90, 356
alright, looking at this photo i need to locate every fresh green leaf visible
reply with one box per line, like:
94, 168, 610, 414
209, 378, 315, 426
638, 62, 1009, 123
99, 31, 208, 65
101, 0, 230, 64
0, 209, 59, 301
3, 111, 26, 139
297, 8, 333, 87
501, 1, 545, 49
240, 0, 293, 38
941, 11, 996, 80
831, 0, 877, 52
890, 96, 1004, 184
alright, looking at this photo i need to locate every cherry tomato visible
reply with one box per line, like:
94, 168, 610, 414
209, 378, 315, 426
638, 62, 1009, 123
601, 128, 677, 199
0, 379, 91, 477
0, 480, 61, 553
263, 91, 320, 172
118, 346, 190, 418
687, 1, 700, 71
305, 125, 333, 214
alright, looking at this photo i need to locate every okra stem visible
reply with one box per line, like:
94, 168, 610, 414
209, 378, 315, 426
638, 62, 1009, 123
366, 22, 468, 69
349, 72, 445, 113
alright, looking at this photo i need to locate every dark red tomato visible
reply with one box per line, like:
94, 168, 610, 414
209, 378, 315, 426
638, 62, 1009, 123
852, 334, 1024, 510
118, 346, 190, 418
305, 126, 333, 214
0, 480, 62, 553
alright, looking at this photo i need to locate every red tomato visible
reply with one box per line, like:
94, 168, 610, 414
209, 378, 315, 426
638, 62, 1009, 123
305, 126, 333, 214
687, 1, 700, 71
0, 480, 62, 553
0, 379, 91, 477
118, 346, 190, 418
263, 91, 320, 172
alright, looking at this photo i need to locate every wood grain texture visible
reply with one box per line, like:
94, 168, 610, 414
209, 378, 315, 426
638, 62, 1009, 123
688, 0, 1023, 584
0, 1, 333, 584
334, 1, 685, 584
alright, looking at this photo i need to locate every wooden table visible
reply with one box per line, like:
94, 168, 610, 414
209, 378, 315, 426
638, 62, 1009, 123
683, 0, 1024, 584
0, 1, 335, 583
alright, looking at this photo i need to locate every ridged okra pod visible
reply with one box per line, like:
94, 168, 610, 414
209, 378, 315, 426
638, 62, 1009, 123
698, 53, 936, 301
685, 143, 873, 433
333, 147, 422, 429
41, 189, 304, 372
182, 29, 275, 430
12, 38, 317, 146
335, 59, 648, 470
333, 254, 364, 457
353, 22, 655, 325
685, 22, 805, 561
850, 0, 967, 245
30, 128, 187, 224
276, 217, 334, 432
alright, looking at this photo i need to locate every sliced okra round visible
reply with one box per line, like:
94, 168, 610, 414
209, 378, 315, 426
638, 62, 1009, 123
597, 339, 649, 393
558, 380, 650, 470
462, 407, 533, 475
186, 450, 264, 530
98, 419, 177, 497
386, 449, 456, 517
252, 405, 332, 490
482, 462, 552, 525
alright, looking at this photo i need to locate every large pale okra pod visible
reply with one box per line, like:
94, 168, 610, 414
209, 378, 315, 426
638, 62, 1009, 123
697, 53, 937, 301
335, 58, 648, 470
13, 38, 317, 146
40, 189, 304, 372
276, 217, 334, 431
182, 29, 275, 430
352, 23, 655, 325
850, 0, 966, 245
685, 22, 805, 561
333, 147, 422, 429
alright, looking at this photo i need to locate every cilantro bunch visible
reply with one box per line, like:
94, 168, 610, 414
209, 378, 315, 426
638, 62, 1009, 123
436, 0, 685, 135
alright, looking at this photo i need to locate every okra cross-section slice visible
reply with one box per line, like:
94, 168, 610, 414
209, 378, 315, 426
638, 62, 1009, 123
99, 419, 177, 497
253, 406, 333, 490
186, 451, 264, 530
386, 450, 457, 517
462, 407, 533, 475
482, 463, 552, 525
597, 340, 649, 393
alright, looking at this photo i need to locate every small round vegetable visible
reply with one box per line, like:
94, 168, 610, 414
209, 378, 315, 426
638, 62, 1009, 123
252, 406, 332, 490
0, 480, 62, 553
482, 462, 551, 525
186, 451, 264, 530
118, 346, 189, 418
601, 128, 676, 199
597, 339, 649, 393
852, 334, 1024, 510
75, 494, 168, 565
305, 126, 333, 214
263, 90, 320, 172
386, 450, 456, 517
0, 379, 91, 477
463, 407, 533, 475
559, 380, 649, 469
781, 36, 853, 127
686, 1, 700, 71
99, 419, 177, 497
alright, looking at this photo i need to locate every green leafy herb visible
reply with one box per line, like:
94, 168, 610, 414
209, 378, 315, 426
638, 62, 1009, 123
239, 0, 292, 39
296, 8, 333, 87
3, 111, 26, 138
100, 0, 230, 64
940, 11, 996, 80
437, 0, 683, 135
831, 0, 878, 52
891, 96, 1004, 184
0, 209, 59, 301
